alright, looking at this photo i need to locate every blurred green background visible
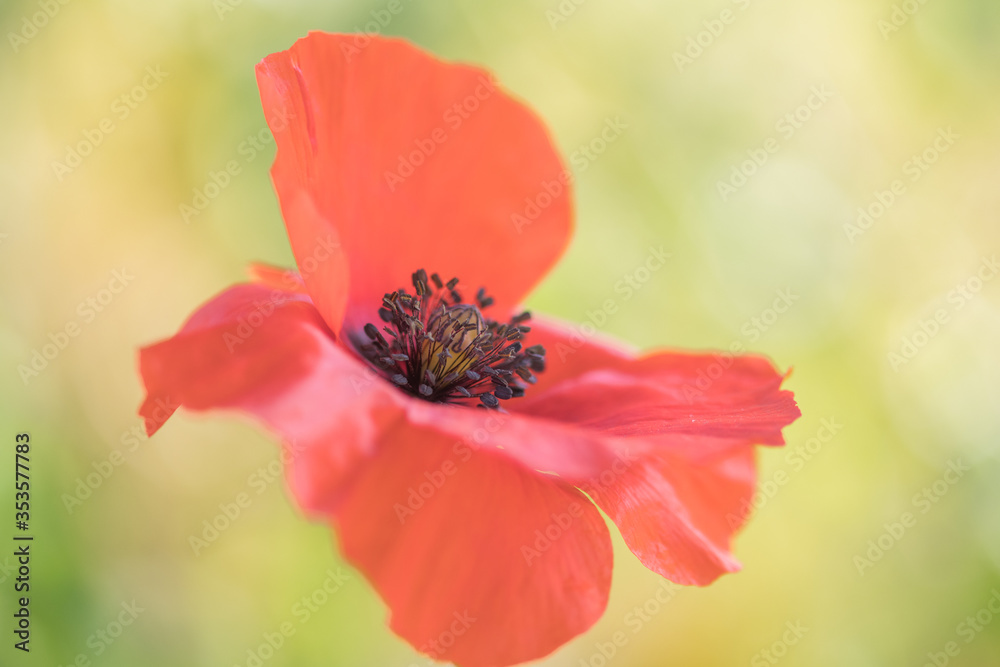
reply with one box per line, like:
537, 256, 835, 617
2, 0, 999, 665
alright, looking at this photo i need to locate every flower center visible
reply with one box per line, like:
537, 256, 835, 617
355, 269, 546, 409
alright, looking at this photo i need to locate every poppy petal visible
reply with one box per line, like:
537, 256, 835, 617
398, 398, 630, 483
332, 423, 612, 667
508, 320, 799, 585
138, 283, 628, 508
520, 315, 636, 393
256, 32, 572, 335
137, 283, 397, 510
246, 262, 308, 294
517, 322, 799, 446
585, 442, 757, 586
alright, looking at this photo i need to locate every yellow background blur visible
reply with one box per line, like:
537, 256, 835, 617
2, 0, 999, 665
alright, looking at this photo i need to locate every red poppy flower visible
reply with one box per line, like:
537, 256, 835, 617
139, 32, 800, 667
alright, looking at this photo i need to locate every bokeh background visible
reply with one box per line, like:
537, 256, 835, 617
2, 0, 999, 665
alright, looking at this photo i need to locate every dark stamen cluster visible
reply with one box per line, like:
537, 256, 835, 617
355, 269, 546, 409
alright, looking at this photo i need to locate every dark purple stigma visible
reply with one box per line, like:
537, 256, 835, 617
354, 269, 546, 409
